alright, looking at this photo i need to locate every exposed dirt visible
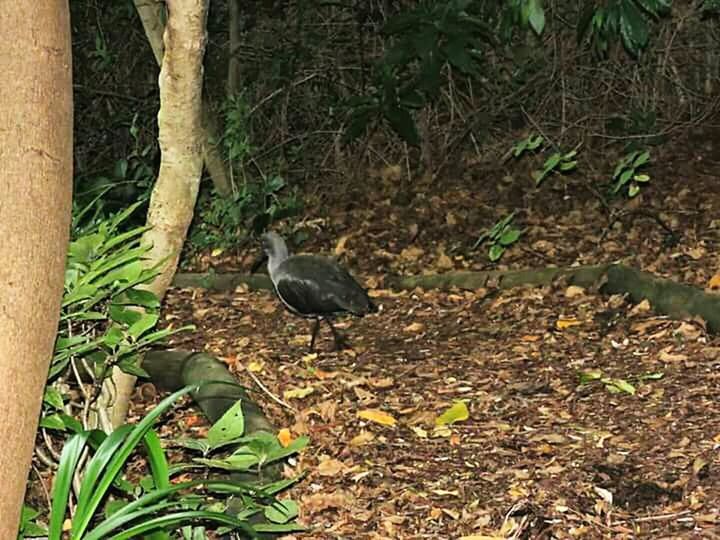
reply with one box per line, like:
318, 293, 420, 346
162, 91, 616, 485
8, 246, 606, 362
157, 147, 720, 539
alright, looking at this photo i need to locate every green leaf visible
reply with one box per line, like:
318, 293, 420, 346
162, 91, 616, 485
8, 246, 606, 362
103, 326, 125, 347
604, 378, 636, 395
560, 160, 578, 171
118, 288, 160, 308
638, 371, 664, 380
543, 153, 562, 171
385, 106, 420, 146
435, 401, 470, 426
44, 387, 65, 410
109, 304, 143, 326
633, 150, 650, 167
578, 369, 603, 384
499, 228, 522, 246
489, 244, 505, 261
628, 183, 640, 197
117, 355, 150, 378
208, 400, 246, 449
40, 413, 68, 431
618, 168, 634, 186
633, 173, 650, 182
128, 313, 159, 340
264, 499, 299, 524
144, 429, 170, 491
49, 432, 91, 540
619, 0, 649, 55
527, 0, 546, 35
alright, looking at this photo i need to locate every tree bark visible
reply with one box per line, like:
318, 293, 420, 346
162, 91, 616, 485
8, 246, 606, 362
133, 0, 233, 197
0, 1, 73, 535
109, 0, 209, 427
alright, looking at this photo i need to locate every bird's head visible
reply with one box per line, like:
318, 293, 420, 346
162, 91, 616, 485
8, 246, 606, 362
259, 232, 289, 275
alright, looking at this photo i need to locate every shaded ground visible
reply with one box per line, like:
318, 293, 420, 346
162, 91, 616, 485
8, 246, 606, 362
160, 148, 720, 539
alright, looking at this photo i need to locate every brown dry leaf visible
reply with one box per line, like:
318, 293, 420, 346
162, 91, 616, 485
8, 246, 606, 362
520, 334, 541, 342
400, 246, 425, 262
435, 249, 454, 271
368, 377, 395, 389
658, 348, 688, 362
302, 490, 353, 515
564, 285, 586, 298
317, 400, 338, 422
349, 430, 375, 446
403, 321, 426, 333
357, 409, 397, 426
317, 458, 347, 477
675, 322, 702, 340
354, 386, 377, 405
446, 211, 458, 226
459, 536, 505, 540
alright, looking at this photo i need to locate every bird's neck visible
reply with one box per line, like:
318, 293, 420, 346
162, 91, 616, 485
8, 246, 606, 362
267, 245, 289, 278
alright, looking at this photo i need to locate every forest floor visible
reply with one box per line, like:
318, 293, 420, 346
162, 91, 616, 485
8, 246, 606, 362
154, 140, 720, 539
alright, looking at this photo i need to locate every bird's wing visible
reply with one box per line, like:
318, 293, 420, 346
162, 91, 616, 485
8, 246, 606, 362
286, 256, 373, 315
275, 274, 343, 316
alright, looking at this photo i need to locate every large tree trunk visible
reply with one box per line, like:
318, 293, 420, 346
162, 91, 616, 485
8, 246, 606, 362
0, 1, 73, 534
134, 0, 233, 197
108, 0, 209, 428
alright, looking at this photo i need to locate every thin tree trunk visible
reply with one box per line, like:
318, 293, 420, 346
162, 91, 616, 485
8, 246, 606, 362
228, 0, 242, 96
134, 0, 232, 196
108, 0, 209, 427
0, 1, 73, 534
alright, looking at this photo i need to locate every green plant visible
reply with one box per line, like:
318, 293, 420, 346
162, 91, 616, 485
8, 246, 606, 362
611, 149, 651, 197
47, 386, 266, 540
175, 400, 309, 476
345, 0, 494, 144
17, 505, 47, 539
501, 0, 547, 37
577, 0, 671, 57
509, 134, 579, 184
43, 202, 192, 433
189, 176, 301, 252
578, 369, 663, 395
473, 212, 524, 261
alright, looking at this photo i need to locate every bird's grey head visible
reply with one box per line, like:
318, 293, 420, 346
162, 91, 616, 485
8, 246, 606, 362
260, 232, 289, 275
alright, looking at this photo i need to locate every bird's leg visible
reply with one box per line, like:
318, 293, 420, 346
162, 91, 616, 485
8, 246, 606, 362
325, 319, 350, 351
309, 318, 321, 352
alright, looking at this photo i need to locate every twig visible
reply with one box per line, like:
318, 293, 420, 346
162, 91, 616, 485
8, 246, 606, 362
245, 369, 297, 413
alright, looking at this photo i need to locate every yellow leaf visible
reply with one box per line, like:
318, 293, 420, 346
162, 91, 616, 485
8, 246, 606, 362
334, 235, 351, 256
357, 409, 397, 426
435, 400, 470, 426
556, 318, 582, 330
247, 361, 264, 373
709, 273, 720, 289
283, 386, 315, 400
211, 247, 225, 257
411, 426, 428, 438
277, 428, 292, 447
302, 353, 318, 364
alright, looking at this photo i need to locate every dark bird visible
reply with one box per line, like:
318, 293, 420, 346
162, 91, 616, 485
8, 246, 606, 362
260, 232, 377, 351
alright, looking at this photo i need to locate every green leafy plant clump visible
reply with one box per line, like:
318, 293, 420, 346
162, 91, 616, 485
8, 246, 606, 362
46, 386, 306, 539
473, 212, 524, 262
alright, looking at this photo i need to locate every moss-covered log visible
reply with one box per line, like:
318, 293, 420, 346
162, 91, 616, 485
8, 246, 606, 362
171, 264, 720, 334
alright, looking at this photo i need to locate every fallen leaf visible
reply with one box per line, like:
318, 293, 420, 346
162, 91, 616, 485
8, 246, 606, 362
403, 322, 425, 333
556, 318, 583, 330
334, 234, 351, 256
357, 409, 397, 426
435, 401, 470, 426
277, 428, 292, 448
317, 458, 346, 476
283, 386, 315, 400
350, 430, 375, 446
565, 285, 586, 298
247, 360, 264, 372
302, 490, 353, 515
